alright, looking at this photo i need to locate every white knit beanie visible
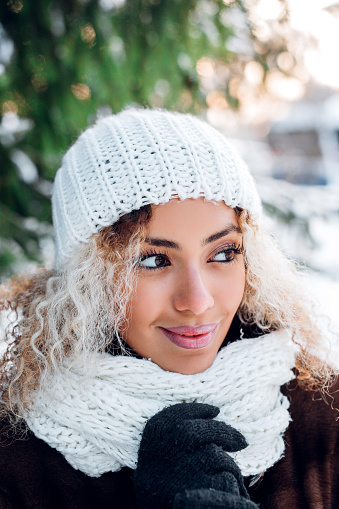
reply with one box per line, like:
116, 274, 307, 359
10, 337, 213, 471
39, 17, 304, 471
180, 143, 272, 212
52, 108, 262, 267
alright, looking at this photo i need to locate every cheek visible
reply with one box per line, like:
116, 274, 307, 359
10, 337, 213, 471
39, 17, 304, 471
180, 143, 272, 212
128, 277, 167, 328
217, 265, 246, 311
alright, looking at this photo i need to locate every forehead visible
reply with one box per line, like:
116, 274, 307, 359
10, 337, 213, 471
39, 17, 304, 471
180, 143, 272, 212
147, 198, 241, 239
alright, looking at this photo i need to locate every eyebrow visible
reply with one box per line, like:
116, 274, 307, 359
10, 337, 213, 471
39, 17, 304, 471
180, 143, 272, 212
203, 225, 242, 245
145, 224, 242, 250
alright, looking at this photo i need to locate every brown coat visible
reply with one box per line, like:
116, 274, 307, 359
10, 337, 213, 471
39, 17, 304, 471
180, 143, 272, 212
249, 379, 339, 508
0, 380, 338, 508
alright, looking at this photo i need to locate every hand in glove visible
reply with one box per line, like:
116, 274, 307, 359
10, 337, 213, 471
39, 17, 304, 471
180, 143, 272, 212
173, 489, 259, 509
133, 402, 250, 509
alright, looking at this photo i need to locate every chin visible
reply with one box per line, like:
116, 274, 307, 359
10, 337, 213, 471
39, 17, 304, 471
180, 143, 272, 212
162, 350, 218, 375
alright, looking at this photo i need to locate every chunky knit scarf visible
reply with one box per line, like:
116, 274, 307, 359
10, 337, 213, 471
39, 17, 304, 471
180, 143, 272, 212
26, 330, 297, 479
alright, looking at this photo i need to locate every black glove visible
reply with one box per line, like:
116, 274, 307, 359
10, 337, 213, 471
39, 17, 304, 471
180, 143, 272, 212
133, 402, 250, 509
173, 489, 259, 509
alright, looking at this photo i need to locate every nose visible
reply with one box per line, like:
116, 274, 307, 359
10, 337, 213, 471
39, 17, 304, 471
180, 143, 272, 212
172, 266, 214, 315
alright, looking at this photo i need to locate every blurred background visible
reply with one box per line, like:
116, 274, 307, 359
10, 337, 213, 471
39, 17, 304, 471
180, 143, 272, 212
0, 0, 338, 331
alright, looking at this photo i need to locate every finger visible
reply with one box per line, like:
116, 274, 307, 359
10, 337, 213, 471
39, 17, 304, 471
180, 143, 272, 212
193, 444, 241, 478
168, 445, 240, 487
173, 489, 231, 509
148, 402, 220, 427
206, 491, 259, 509
173, 489, 259, 509
210, 472, 240, 496
175, 419, 248, 452
212, 470, 249, 500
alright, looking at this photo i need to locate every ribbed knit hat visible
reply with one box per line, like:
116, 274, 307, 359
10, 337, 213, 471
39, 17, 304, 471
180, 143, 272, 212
52, 108, 262, 267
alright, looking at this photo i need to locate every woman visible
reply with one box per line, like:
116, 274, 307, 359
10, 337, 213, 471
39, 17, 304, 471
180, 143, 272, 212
0, 108, 338, 509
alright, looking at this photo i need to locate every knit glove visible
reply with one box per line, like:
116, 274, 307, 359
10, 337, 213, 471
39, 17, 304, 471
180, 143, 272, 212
133, 403, 250, 509
173, 489, 259, 509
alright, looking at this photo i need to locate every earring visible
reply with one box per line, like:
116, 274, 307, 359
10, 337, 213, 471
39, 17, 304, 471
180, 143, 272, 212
240, 328, 244, 339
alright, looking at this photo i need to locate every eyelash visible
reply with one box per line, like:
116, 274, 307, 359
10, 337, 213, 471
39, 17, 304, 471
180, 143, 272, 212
138, 244, 243, 270
139, 249, 171, 270
208, 243, 243, 264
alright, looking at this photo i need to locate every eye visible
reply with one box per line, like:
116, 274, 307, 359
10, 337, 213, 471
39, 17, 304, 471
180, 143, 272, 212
139, 252, 170, 269
212, 249, 235, 262
208, 244, 243, 264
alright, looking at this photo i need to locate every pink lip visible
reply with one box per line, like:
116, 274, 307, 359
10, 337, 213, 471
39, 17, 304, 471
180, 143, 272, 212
159, 323, 218, 350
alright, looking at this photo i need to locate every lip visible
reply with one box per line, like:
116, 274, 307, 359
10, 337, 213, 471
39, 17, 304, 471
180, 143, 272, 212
159, 323, 219, 350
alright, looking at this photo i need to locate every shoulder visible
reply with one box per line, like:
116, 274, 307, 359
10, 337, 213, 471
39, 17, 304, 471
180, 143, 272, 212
281, 376, 339, 474
250, 379, 339, 508
0, 415, 33, 463
0, 415, 73, 496
0, 415, 135, 509
283, 377, 339, 441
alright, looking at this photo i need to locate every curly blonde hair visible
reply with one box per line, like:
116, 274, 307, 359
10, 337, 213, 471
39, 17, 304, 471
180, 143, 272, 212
0, 205, 336, 421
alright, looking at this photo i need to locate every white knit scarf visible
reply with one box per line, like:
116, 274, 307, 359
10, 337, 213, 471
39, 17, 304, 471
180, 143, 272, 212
25, 330, 298, 479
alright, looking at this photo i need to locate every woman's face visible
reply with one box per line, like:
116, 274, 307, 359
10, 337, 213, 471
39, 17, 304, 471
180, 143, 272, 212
124, 198, 246, 374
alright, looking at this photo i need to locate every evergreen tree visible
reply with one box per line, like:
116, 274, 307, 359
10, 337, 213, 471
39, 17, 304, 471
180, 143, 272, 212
0, 0, 290, 277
